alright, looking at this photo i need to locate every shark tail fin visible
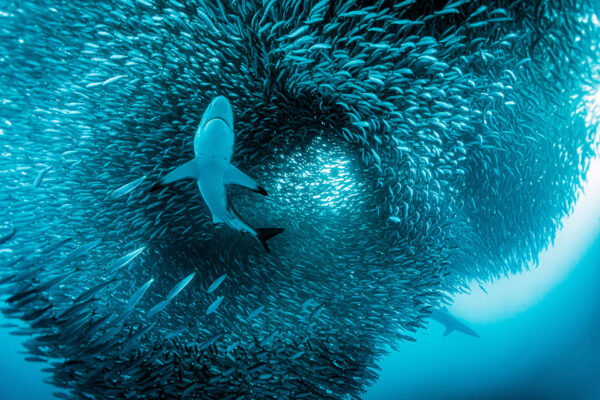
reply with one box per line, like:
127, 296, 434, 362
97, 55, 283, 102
443, 326, 453, 336
256, 228, 284, 253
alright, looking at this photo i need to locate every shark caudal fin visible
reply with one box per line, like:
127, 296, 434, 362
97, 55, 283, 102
256, 228, 284, 253
151, 159, 200, 192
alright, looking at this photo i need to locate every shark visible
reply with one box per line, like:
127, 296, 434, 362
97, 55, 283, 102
430, 308, 480, 338
151, 95, 284, 252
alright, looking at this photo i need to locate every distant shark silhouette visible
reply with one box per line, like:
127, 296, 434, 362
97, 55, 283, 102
151, 96, 283, 252
430, 308, 480, 338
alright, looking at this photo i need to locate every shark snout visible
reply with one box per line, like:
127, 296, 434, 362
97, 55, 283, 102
202, 95, 234, 131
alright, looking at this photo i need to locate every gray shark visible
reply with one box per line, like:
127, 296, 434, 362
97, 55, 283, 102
151, 96, 283, 251
430, 308, 480, 338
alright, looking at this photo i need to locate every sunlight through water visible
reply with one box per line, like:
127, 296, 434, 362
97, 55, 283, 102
451, 82, 600, 323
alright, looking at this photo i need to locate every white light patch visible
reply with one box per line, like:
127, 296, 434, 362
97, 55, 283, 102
452, 157, 600, 323
312, 157, 355, 208
452, 84, 600, 323
279, 137, 363, 213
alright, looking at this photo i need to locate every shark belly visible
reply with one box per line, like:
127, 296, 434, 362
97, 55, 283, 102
194, 118, 245, 229
196, 160, 228, 224
197, 159, 255, 235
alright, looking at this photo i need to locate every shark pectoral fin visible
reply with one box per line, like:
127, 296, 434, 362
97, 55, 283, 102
256, 228, 284, 253
443, 326, 453, 336
223, 164, 267, 196
151, 159, 200, 192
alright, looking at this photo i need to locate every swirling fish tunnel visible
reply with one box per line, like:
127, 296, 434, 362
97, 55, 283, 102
0, 1, 599, 400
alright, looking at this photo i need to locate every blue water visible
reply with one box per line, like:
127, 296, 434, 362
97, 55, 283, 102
0, 319, 54, 400
366, 231, 600, 400
2, 168, 600, 400
3, 214, 600, 400
365, 160, 600, 400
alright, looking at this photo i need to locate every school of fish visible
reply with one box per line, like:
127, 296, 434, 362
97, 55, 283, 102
0, 0, 599, 399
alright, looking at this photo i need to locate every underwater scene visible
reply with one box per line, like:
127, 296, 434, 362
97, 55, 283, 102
1, 1, 600, 399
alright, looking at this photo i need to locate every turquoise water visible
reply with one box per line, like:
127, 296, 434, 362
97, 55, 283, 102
0, 320, 54, 400
2, 172, 599, 399
365, 160, 600, 399
366, 232, 600, 400
364, 158, 600, 400
0, 2, 598, 398
3, 242, 600, 399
